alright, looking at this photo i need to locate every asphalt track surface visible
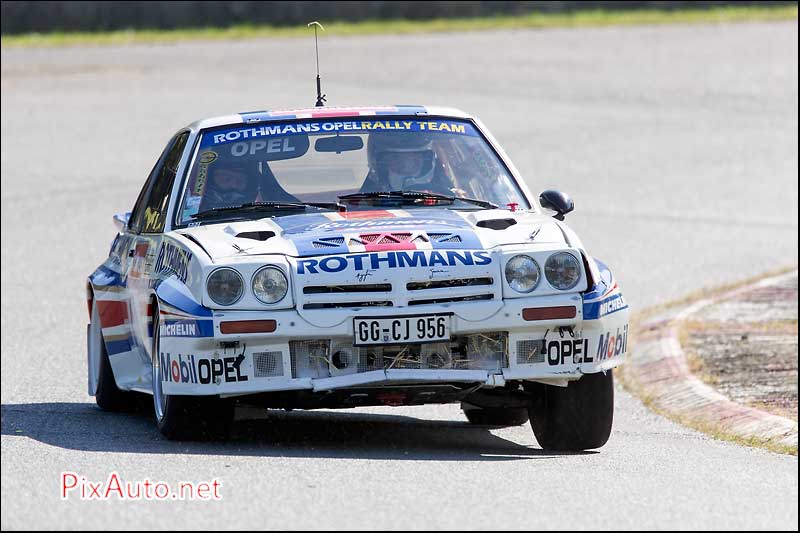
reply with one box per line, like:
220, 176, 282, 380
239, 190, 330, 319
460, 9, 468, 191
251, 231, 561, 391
1, 21, 798, 530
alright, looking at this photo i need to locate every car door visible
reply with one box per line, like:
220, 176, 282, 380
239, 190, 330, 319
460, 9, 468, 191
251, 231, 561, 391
122, 131, 190, 381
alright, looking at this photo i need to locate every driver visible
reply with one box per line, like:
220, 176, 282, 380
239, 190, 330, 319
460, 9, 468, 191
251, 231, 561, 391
199, 161, 258, 211
200, 160, 298, 211
360, 132, 456, 194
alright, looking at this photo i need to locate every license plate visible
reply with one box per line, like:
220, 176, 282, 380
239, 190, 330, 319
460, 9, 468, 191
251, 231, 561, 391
353, 315, 451, 346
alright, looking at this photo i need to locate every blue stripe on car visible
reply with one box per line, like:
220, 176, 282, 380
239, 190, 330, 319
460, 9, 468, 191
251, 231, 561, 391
583, 293, 628, 320
156, 282, 213, 318
91, 264, 124, 288
582, 258, 628, 319
583, 258, 613, 300
106, 337, 133, 355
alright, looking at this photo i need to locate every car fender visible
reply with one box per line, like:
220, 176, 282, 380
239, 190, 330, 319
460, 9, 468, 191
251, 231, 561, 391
580, 258, 630, 373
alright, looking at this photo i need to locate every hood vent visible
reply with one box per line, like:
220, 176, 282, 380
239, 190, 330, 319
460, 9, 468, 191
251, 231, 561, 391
313, 237, 346, 248
235, 231, 275, 241
428, 233, 462, 243
476, 218, 517, 231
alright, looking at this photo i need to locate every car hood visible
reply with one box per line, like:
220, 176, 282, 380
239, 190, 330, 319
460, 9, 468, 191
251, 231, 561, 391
177, 209, 569, 261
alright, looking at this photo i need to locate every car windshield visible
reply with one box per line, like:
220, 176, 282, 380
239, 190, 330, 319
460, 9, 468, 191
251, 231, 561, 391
176, 117, 528, 224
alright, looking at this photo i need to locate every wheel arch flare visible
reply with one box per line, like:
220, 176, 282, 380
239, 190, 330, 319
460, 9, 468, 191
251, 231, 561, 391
579, 257, 630, 373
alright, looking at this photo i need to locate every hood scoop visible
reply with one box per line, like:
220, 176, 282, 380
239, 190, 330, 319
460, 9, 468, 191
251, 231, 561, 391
235, 231, 275, 241
476, 218, 517, 231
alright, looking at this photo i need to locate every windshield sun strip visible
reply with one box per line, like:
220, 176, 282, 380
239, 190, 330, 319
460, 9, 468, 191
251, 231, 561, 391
171, 115, 530, 229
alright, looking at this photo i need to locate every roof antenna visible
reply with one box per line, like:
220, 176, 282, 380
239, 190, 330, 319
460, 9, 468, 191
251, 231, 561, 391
308, 21, 326, 107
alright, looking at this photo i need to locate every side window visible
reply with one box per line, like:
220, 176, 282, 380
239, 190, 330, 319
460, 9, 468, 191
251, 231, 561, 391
131, 132, 190, 234
129, 142, 171, 234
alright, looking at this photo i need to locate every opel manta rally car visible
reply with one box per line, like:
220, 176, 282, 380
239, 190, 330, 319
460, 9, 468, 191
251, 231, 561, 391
87, 105, 629, 448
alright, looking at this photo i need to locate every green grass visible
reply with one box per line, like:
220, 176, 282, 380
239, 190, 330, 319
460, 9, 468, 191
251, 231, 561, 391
2, 4, 796, 48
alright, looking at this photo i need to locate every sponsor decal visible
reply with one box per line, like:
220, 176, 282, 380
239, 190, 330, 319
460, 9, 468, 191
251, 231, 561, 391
544, 338, 590, 366
309, 218, 460, 231
160, 353, 248, 384
229, 137, 297, 157
153, 242, 192, 284
158, 319, 211, 338
112, 234, 134, 260
594, 324, 629, 362
583, 291, 629, 320
205, 119, 476, 148
271, 208, 467, 234
143, 207, 162, 233
199, 150, 218, 164
296, 250, 492, 274
598, 293, 627, 317
193, 150, 218, 195
355, 270, 375, 283
532, 324, 628, 366
128, 242, 150, 280
182, 195, 202, 219
184, 196, 201, 210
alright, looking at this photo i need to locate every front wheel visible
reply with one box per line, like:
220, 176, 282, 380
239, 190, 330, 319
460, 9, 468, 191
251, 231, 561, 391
151, 301, 234, 440
527, 371, 614, 451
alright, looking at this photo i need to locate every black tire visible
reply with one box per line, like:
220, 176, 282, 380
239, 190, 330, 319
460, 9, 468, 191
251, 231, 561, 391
528, 371, 614, 451
461, 403, 530, 427
94, 317, 140, 412
156, 395, 235, 441
151, 300, 234, 441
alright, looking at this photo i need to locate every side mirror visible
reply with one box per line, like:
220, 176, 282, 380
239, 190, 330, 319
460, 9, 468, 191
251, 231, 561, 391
113, 212, 131, 231
538, 190, 574, 221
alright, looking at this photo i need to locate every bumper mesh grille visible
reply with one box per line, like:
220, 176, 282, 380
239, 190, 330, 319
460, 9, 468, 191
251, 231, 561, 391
253, 351, 284, 377
290, 333, 508, 378
516, 340, 545, 364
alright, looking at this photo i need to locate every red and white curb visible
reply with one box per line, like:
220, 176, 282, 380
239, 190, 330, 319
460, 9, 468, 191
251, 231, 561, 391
622, 270, 798, 451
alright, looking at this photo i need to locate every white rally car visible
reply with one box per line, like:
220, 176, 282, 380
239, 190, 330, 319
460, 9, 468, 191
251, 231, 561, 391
87, 105, 629, 448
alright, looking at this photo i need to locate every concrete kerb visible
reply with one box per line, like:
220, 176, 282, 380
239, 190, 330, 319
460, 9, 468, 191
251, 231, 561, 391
620, 270, 798, 454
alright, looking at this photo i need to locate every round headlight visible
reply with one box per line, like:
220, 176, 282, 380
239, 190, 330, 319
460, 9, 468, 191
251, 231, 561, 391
252, 266, 288, 304
545, 252, 581, 290
206, 268, 244, 306
504, 255, 541, 293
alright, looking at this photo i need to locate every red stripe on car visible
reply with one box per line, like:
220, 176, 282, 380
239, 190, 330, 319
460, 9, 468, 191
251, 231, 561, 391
96, 300, 129, 329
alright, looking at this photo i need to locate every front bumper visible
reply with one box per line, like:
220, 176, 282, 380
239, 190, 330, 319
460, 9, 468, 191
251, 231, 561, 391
158, 293, 629, 396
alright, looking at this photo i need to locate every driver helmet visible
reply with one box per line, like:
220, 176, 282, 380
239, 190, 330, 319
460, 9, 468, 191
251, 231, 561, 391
203, 159, 258, 207
367, 131, 437, 190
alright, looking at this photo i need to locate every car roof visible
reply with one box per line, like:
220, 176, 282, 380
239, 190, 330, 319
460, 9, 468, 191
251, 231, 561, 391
185, 105, 474, 131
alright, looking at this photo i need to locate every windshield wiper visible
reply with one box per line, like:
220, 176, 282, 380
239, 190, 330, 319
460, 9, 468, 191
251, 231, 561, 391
338, 190, 499, 210
191, 201, 341, 220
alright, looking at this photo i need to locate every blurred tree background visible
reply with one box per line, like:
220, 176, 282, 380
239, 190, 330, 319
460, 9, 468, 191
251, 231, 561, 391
1, 1, 794, 34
